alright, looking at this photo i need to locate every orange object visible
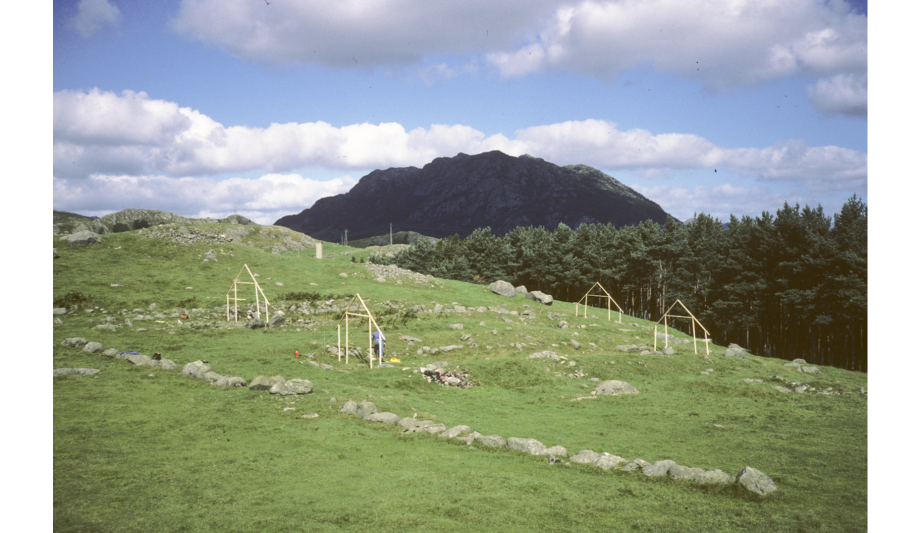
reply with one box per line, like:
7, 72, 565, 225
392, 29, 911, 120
295, 351, 299, 358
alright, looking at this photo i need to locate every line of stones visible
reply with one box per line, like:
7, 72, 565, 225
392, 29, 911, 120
338, 399, 777, 497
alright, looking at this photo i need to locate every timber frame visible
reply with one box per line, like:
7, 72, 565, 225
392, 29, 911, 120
574, 282, 624, 323
334, 294, 385, 368
226, 264, 271, 322
654, 299, 711, 355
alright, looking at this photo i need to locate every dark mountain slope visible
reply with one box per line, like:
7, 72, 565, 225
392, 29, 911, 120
275, 151, 670, 240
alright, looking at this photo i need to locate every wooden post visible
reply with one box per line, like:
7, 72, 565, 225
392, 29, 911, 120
337, 324, 342, 362
664, 314, 669, 349
345, 312, 349, 365
368, 315, 373, 369
653, 324, 658, 351
226, 293, 229, 321
692, 320, 698, 354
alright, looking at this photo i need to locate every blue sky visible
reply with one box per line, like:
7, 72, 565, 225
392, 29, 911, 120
52, 0, 868, 225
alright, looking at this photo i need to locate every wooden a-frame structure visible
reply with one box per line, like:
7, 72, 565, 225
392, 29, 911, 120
574, 282, 624, 323
226, 264, 271, 322
335, 294, 385, 369
654, 299, 711, 355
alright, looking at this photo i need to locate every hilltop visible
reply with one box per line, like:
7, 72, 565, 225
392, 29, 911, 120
53, 208, 257, 236
275, 151, 671, 241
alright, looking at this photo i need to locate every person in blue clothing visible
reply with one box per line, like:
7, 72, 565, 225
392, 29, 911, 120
372, 329, 386, 360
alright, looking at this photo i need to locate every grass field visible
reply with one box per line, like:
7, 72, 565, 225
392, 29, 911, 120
53, 226, 867, 532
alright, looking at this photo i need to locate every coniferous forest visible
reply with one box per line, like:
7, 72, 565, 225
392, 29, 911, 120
372, 195, 868, 371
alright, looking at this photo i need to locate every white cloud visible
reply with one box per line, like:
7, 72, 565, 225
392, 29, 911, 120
53, 173, 357, 225
170, 0, 561, 67
53, 89, 866, 194
486, 0, 867, 88
807, 73, 868, 117
69, 0, 121, 37
628, 182, 804, 222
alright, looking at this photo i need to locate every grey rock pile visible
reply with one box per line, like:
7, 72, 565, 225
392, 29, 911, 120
420, 363, 478, 388
337, 400, 776, 496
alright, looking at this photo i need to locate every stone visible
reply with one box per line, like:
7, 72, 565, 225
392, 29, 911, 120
93, 324, 117, 331
153, 359, 180, 371
541, 446, 568, 458
515, 285, 527, 294
695, 469, 734, 486
268, 315, 285, 328
569, 450, 601, 464
621, 459, 650, 472
62, 337, 89, 348
723, 343, 748, 358
201, 371, 224, 383
506, 437, 547, 455
528, 350, 560, 361
439, 425, 471, 438
525, 291, 553, 305
66, 230, 100, 247
53, 368, 100, 376
642, 460, 679, 477
204, 250, 217, 261
773, 385, 792, 393
127, 353, 152, 366
184, 360, 213, 379
661, 347, 676, 355
364, 412, 402, 425
448, 323, 463, 330
424, 423, 447, 434
593, 453, 628, 470
801, 366, 821, 375
735, 466, 777, 496
339, 401, 358, 415
101, 348, 120, 357
82, 342, 104, 353
594, 380, 640, 395
489, 280, 517, 298
668, 465, 705, 481
356, 401, 378, 419
53, 308, 68, 315
278, 379, 313, 395
246, 318, 266, 329
474, 435, 506, 448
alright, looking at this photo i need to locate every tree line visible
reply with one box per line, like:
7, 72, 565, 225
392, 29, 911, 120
370, 195, 868, 371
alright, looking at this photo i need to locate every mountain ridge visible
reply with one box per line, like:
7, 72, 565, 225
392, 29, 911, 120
275, 151, 671, 241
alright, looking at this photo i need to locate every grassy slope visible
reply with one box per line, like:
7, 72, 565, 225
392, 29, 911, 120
53, 228, 867, 533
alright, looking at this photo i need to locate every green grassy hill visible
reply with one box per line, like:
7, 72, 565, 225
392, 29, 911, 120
53, 224, 867, 533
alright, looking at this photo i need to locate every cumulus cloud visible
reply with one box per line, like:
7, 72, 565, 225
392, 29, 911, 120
53, 89, 866, 194
170, 0, 560, 67
69, 0, 121, 37
807, 73, 868, 117
486, 0, 866, 88
53, 173, 357, 225
629, 182, 804, 222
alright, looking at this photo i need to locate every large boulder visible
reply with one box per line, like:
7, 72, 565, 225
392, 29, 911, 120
541, 445, 568, 458
723, 343, 748, 358
506, 437, 547, 455
489, 280, 517, 298
364, 412, 402, 425
62, 337, 89, 348
474, 434, 506, 448
593, 453, 628, 470
339, 401, 359, 415
735, 466, 777, 496
570, 450, 601, 464
183, 360, 213, 379
525, 291, 553, 305
642, 460, 679, 477
246, 318, 266, 329
356, 401, 378, 419
268, 314, 285, 328
82, 342, 104, 353
594, 380, 640, 395
695, 469, 734, 486
278, 379, 313, 395
439, 425, 471, 438
66, 231, 100, 247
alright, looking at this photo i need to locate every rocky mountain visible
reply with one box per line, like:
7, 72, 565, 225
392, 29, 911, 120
275, 151, 671, 241
53, 208, 256, 236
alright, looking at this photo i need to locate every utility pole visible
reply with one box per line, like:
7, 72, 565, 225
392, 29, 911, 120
344, 229, 348, 247
390, 223, 393, 246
